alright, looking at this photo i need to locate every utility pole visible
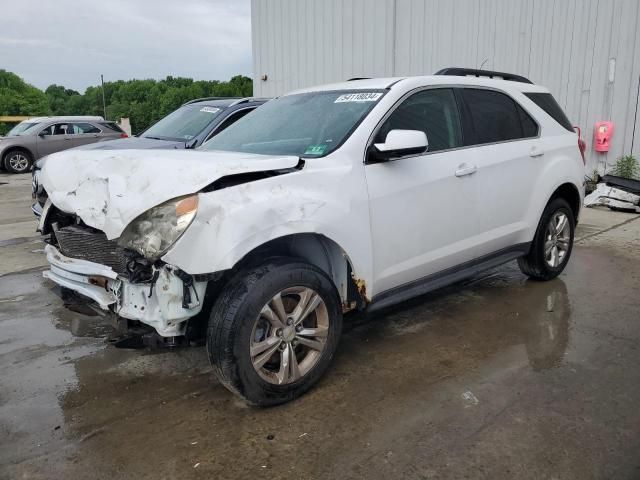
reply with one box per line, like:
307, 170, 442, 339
100, 74, 107, 119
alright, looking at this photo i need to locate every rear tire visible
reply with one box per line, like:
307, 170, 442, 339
518, 198, 575, 281
3, 149, 33, 174
206, 258, 343, 406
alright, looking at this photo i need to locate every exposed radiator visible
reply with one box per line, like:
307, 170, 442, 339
54, 225, 128, 274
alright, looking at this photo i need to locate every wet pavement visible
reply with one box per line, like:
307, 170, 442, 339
1, 172, 640, 479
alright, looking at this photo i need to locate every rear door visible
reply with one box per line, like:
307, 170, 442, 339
36, 122, 74, 156
456, 88, 541, 256
71, 122, 106, 147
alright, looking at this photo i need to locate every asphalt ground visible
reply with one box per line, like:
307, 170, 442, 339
1, 171, 640, 479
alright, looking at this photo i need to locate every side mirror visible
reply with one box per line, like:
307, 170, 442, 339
38, 131, 48, 137
371, 129, 428, 162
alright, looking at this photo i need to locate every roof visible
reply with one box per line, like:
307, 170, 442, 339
183, 97, 270, 107
25, 116, 105, 123
288, 75, 549, 95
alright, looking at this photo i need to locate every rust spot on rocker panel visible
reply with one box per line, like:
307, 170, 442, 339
352, 275, 368, 303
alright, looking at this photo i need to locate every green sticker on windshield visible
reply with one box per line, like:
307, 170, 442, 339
304, 144, 327, 155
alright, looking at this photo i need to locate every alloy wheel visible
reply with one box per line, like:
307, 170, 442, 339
544, 211, 570, 268
250, 286, 329, 385
8, 153, 29, 172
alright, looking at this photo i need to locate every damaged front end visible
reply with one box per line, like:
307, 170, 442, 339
41, 204, 210, 337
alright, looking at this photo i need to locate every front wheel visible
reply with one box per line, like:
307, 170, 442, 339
3, 149, 33, 174
518, 198, 575, 281
207, 258, 343, 406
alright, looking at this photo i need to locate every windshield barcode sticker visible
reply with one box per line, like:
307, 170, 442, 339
334, 92, 382, 103
200, 107, 220, 113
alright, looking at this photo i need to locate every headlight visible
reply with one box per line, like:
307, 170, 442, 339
117, 195, 199, 259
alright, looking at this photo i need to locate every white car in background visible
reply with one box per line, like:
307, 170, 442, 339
38, 68, 584, 405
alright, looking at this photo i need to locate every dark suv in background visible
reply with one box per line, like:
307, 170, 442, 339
78, 97, 269, 151
31, 97, 269, 216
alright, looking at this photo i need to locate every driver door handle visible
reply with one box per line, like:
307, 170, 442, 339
455, 164, 477, 177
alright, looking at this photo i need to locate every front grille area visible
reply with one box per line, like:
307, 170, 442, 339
55, 225, 128, 274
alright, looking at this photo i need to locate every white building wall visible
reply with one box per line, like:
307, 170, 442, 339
252, 0, 640, 171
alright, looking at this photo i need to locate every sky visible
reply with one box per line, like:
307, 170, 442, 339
0, 0, 252, 92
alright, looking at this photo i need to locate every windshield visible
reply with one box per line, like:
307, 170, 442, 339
202, 90, 385, 157
7, 122, 38, 136
142, 104, 223, 141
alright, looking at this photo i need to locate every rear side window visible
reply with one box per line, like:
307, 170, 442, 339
211, 108, 254, 138
517, 104, 539, 138
375, 88, 463, 152
72, 122, 101, 134
524, 92, 574, 131
460, 89, 538, 145
100, 122, 124, 133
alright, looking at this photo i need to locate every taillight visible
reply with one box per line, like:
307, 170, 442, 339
120, 132, 128, 138
574, 126, 586, 164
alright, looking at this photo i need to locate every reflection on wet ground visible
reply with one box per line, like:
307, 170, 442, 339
1, 246, 640, 479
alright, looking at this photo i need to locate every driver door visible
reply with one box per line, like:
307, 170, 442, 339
364, 88, 481, 295
36, 122, 74, 157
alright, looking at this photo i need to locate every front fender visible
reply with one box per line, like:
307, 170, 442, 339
161, 162, 374, 289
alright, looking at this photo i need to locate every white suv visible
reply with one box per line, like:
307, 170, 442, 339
39, 69, 585, 405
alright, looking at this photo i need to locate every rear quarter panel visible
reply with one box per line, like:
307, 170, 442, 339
524, 133, 584, 239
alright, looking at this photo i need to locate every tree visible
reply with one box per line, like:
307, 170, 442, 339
0, 71, 253, 136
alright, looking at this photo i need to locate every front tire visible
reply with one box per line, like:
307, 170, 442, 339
3, 149, 33, 174
518, 198, 575, 281
207, 258, 343, 406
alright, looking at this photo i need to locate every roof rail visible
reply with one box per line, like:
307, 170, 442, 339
228, 97, 271, 106
435, 67, 533, 84
347, 77, 371, 81
182, 96, 241, 105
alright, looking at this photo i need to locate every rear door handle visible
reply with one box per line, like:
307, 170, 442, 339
530, 145, 545, 157
455, 164, 477, 177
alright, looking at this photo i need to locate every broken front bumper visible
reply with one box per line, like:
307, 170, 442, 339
43, 244, 207, 337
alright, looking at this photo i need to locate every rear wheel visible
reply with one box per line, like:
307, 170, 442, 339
518, 198, 575, 280
3, 149, 33, 174
207, 258, 342, 406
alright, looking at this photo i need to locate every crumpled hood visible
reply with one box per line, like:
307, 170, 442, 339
77, 136, 186, 150
41, 149, 300, 239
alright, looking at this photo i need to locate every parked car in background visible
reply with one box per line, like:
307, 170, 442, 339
38, 69, 584, 405
79, 97, 269, 151
31, 97, 269, 216
0, 116, 126, 174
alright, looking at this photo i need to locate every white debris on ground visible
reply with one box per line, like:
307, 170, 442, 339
461, 391, 480, 407
584, 184, 640, 213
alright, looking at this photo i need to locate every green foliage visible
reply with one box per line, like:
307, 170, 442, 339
610, 155, 639, 180
0, 70, 51, 134
0, 70, 253, 135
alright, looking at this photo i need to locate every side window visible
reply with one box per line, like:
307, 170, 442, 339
40, 125, 55, 136
517, 104, 539, 138
100, 122, 124, 133
461, 89, 536, 145
524, 92, 574, 132
210, 108, 254, 138
375, 88, 463, 152
41, 123, 71, 135
72, 122, 101, 134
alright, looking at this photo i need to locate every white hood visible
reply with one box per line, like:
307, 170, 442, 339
40, 149, 300, 239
